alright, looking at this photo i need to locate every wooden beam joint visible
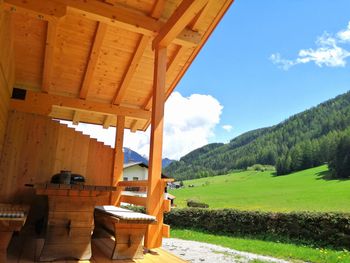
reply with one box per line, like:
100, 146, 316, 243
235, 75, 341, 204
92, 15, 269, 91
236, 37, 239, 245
153, 0, 207, 48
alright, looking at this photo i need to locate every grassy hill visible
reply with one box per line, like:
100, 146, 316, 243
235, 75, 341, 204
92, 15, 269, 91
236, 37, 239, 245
165, 91, 350, 180
169, 165, 350, 212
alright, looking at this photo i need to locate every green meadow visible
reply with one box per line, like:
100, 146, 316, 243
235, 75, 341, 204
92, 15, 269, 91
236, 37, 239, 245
169, 165, 350, 212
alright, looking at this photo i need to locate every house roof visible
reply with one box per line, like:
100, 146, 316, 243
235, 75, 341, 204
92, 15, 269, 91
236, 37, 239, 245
123, 162, 148, 169
7, 0, 234, 131
124, 161, 170, 178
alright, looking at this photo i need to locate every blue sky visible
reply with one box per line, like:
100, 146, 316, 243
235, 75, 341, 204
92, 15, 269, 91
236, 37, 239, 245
74, 0, 350, 159
175, 0, 350, 144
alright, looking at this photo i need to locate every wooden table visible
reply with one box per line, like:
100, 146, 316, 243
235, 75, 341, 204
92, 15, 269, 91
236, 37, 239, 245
0, 204, 29, 262
35, 183, 116, 261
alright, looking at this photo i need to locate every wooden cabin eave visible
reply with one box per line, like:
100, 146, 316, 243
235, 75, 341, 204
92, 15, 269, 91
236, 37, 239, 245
1, 0, 233, 131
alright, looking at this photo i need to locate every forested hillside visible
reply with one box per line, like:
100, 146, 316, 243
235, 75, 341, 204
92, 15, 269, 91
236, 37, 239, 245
165, 91, 350, 180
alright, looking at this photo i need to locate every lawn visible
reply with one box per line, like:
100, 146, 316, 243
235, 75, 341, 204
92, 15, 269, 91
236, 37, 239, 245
170, 228, 350, 263
169, 165, 350, 212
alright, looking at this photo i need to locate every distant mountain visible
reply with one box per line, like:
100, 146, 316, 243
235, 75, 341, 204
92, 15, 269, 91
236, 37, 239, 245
123, 147, 174, 168
162, 158, 174, 168
123, 147, 148, 164
165, 91, 350, 180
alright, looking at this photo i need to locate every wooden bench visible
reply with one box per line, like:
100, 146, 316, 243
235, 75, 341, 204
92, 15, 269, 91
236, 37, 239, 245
0, 204, 29, 262
94, 205, 156, 260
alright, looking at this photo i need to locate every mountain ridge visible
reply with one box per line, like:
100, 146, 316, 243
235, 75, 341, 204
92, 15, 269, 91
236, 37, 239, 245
164, 91, 350, 180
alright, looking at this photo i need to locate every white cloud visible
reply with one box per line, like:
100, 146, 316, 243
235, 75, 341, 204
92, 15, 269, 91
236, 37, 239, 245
337, 22, 350, 42
163, 92, 223, 159
222, 125, 233, 132
271, 22, 350, 70
61, 91, 223, 161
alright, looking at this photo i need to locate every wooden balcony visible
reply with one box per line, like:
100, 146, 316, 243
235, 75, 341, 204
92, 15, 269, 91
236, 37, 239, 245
7, 234, 186, 263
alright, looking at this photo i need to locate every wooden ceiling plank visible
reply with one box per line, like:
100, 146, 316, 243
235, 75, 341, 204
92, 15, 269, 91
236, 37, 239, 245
10, 90, 151, 120
153, 0, 208, 48
42, 20, 58, 93
72, 110, 81, 125
112, 35, 150, 105
103, 115, 114, 129
150, 0, 165, 18
4, 0, 200, 46
80, 22, 108, 99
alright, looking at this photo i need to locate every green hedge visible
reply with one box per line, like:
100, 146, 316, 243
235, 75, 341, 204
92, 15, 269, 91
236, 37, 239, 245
164, 208, 350, 249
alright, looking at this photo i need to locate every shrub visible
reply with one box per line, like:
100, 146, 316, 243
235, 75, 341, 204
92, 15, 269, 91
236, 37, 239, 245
186, 199, 209, 208
165, 208, 350, 249
247, 164, 276, 172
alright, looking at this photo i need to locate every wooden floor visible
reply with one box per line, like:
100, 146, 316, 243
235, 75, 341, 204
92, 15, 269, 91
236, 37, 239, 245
6, 235, 187, 263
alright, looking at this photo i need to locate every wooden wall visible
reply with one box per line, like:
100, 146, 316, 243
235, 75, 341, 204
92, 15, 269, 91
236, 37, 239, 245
0, 7, 15, 160
0, 111, 114, 205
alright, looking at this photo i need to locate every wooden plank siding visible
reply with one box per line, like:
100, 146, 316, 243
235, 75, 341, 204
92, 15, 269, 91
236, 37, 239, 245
0, 111, 114, 209
0, 8, 15, 160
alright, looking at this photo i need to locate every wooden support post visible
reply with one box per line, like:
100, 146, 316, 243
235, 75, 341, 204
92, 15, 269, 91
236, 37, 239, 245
110, 115, 125, 206
144, 46, 167, 249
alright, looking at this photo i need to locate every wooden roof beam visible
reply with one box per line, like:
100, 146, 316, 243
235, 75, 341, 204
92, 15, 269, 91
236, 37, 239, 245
112, 35, 150, 105
42, 20, 58, 93
3, 0, 66, 21
80, 22, 108, 99
3, 0, 201, 47
10, 90, 151, 120
111, 0, 166, 106
153, 0, 208, 48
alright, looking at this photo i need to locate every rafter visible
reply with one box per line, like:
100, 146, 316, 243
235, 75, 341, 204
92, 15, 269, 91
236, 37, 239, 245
80, 22, 108, 99
10, 90, 151, 120
103, 115, 114, 129
189, 0, 212, 31
72, 111, 81, 125
112, 35, 150, 105
111, 0, 166, 108
4, 0, 201, 47
42, 20, 58, 93
130, 120, 138, 133
153, 0, 208, 48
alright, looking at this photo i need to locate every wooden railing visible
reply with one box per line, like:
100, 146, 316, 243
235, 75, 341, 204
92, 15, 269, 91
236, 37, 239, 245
115, 178, 174, 238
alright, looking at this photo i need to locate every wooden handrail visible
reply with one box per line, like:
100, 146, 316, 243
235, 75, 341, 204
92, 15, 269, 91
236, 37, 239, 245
120, 195, 147, 207
117, 178, 174, 188
117, 180, 148, 187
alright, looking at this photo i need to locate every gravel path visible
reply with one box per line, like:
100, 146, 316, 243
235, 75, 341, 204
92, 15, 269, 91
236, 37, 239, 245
162, 238, 292, 263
